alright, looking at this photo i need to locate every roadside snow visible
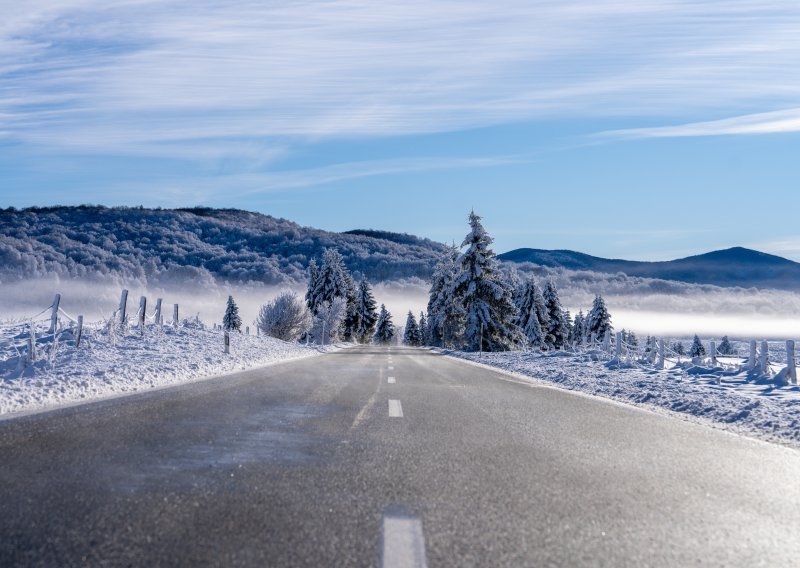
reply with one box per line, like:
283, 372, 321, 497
0, 320, 331, 417
445, 347, 800, 448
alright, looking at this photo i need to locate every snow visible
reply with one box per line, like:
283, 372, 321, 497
444, 342, 800, 448
0, 319, 334, 418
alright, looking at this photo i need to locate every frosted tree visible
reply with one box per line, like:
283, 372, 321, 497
542, 280, 569, 350
718, 336, 735, 355
572, 310, 586, 346
564, 310, 574, 346
516, 278, 546, 349
673, 341, 686, 356
373, 304, 395, 345
427, 244, 465, 348
418, 312, 428, 346
403, 311, 421, 346
223, 295, 242, 332
310, 298, 347, 345
354, 279, 379, 343
305, 259, 319, 311
644, 335, 654, 354
308, 248, 352, 315
585, 295, 612, 342
627, 330, 639, 349
689, 334, 706, 357
451, 211, 523, 352
257, 290, 312, 341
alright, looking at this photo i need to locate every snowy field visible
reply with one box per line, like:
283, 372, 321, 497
445, 341, 800, 448
0, 318, 331, 417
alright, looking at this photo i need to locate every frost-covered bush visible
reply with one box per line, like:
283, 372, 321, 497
310, 298, 346, 345
256, 291, 312, 342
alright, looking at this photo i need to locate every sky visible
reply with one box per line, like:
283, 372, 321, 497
2, 0, 800, 261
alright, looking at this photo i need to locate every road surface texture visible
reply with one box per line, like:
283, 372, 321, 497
1, 346, 799, 567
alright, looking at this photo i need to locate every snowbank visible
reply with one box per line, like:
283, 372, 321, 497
444, 347, 800, 448
0, 320, 331, 417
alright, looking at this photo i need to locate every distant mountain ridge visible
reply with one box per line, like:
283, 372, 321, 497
0, 206, 447, 286
498, 247, 800, 291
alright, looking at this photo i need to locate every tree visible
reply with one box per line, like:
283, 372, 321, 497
257, 290, 312, 341
311, 298, 347, 345
627, 330, 639, 349
572, 310, 586, 346
403, 311, 421, 346
718, 336, 735, 355
223, 295, 242, 332
451, 212, 523, 352
673, 341, 686, 356
516, 277, 546, 349
542, 280, 569, 350
308, 248, 352, 315
373, 304, 395, 345
354, 279, 379, 343
427, 244, 465, 348
690, 335, 706, 358
418, 312, 428, 346
305, 259, 319, 311
585, 295, 612, 342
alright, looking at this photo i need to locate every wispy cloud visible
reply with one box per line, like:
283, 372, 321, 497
2, 0, 800, 159
600, 108, 800, 139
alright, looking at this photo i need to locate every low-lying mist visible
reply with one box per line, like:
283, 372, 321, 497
2, 267, 799, 340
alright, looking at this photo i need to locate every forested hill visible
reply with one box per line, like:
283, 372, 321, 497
0, 206, 448, 286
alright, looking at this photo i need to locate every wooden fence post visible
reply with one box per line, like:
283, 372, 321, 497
786, 340, 797, 385
710, 341, 717, 366
173, 304, 179, 327
615, 332, 622, 360
138, 296, 146, 333
154, 299, 162, 327
759, 340, 769, 376
657, 338, 665, 369
224, 331, 230, 354
246, 326, 249, 336
748, 340, 756, 372
48, 293, 61, 334
602, 330, 611, 353
75, 315, 84, 348
119, 289, 128, 325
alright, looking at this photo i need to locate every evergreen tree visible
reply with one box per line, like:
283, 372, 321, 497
585, 295, 613, 341
305, 259, 319, 311
427, 244, 465, 348
223, 295, 242, 332
644, 335, 653, 354
373, 304, 395, 345
690, 335, 706, 357
354, 279, 378, 343
309, 248, 352, 315
572, 310, 586, 346
627, 330, 639, 349
516, 278, 546, 349
542, 280, 569, 350
418, 312, 428, 346
564, 310, 574, 346
673, 341, 686, 356
718, 336, 735, 355
403, 311, 421, 346
451, 211, 523, 352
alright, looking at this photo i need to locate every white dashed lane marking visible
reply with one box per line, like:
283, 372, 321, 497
382, 513, 428, 568
388, 377, 396, 384
388, 400, 403, 417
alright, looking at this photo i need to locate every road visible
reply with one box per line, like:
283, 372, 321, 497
1, 346, 799, 567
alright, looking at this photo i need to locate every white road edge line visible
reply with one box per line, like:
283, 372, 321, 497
388, 399, 403, 417
388, 377, 396, 384
382, 514, 427, 568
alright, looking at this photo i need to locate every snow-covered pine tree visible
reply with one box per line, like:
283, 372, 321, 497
689, 334, 706, 357
572, 310, 586, 346
223, 295, 242, 332
354, 279, 379, 343
418, 312, 428, 345
309, 248, 352, 315
305, 258, 319, 311
427, 244, 465, 348
673, 341, 686, 356
451, 211, 523, 352
627, 330, 639, 349
373, 304, 395, 345
718, 336, 735, 355
516, 278, 546, 349
585, 294, 612, 342
403, 311, 421, 346
310, 298, 347, 345
564, 310, 573, 346
340, 271, 359, 342
644, 335, 653, 354
542, 280, 569, 350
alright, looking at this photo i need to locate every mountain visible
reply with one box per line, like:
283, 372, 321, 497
0, 206, 447, 286
498, 247, 800, 291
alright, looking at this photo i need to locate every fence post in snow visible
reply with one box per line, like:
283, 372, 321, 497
28, 323, 36, 362
786, 340, 797, 385
602, 330, 611, 353
759, 340, 770, 377
615, 332, 622, 360
76, 315, 84, 348
138, 296, 146, 333
748, 340, 757, 372
224, 331, 230, 354
154, 298, 162, 327
710, 341, 717, 367
246, 326, 249, 336
119, 289, 128, 325
48, 293, 61, 334
656, 338, 665, 370
173, 304, 179, 327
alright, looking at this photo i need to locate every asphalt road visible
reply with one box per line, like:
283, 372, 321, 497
1, 346, 799, 567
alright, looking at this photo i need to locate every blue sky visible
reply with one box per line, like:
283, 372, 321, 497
2, 0, 800, 260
